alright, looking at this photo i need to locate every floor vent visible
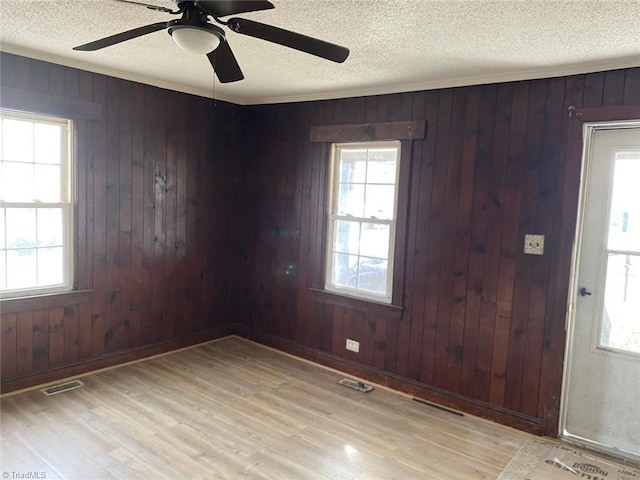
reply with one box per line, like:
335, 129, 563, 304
412, 397, 464, 416
41, 380, 84, 396
339, 378, 374, 393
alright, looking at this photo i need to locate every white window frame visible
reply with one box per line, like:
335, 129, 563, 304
325, 141, 401, 303
0, 109, 74, 299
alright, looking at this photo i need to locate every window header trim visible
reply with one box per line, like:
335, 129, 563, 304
310, 120, 425, 143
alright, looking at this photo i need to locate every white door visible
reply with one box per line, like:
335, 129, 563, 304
562, 124, 640, 462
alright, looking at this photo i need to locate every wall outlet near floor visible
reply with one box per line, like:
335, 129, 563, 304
346, 339, 360, 353
524, 234, 545, 255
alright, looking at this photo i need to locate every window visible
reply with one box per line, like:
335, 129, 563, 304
325, 141, 401, 303
0, 110, 73, 298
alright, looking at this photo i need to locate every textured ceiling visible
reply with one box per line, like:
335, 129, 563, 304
1, 0, 640, 105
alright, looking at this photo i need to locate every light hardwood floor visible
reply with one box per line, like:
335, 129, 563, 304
2, 336, 537, 479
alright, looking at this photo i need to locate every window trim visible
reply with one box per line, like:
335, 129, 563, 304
0, 109, 74, 299
324, 141, 402, 303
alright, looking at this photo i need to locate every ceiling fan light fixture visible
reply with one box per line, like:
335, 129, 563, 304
169, 23, 224, 55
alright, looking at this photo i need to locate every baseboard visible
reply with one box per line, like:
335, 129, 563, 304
237, 326, 544, 435
1, 325, 234, 394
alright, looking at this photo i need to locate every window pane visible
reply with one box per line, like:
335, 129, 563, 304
359, 223, 390, 259
1, 161, 34, 201
37, 208, 64, 247
34, 164, 61, 202
327, 142, 399, 302
339, 149, 367, 183
334, 220, 360, 255
0, 208, 5, 249
6, 208, 36, 249
366, 149, 397, 184
600, 253, 640, 355
34, 123, 62, 164
337, 184, 365, 217
0, 112, 72, 295
38, 247, 64, 286
2, 119, 33, 163
368, 147, 398, 163
608, 155, 640, 252
364, 185, 395, 219
0, 252, 6, 290
6, 248, 37, 289
332, 252, 358, 289
357, 257, 388, 295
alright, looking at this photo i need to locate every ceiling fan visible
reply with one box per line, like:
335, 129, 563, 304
73, 0, 350, 83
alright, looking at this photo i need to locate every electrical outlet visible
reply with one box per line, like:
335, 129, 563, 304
524, 234, 545, 255
346, 339, 360, 353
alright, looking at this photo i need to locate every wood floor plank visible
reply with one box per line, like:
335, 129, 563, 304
2, 336, 555, 479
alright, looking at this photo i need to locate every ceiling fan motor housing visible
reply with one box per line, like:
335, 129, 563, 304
168, 3, 226, 54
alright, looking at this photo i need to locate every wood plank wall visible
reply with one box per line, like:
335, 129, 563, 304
0, 53, 240, 392
235, 68, 640, 435
2, 51, 638, 436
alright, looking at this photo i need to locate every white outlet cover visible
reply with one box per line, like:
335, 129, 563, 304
524, 234, 545, 255
346, 339, 360, 353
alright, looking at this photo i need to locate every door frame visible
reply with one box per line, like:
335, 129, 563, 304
558, 106, 640, 459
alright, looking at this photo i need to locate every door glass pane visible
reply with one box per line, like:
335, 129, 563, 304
608, 153, 640, 252
600, 253, 640, 355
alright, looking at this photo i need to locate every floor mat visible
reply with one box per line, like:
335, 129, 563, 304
499, 440, 640, 480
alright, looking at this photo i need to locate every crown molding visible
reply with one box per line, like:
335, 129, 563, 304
0, 44, 245, 105
2, 44, 639, 106
247, 56, 640, 105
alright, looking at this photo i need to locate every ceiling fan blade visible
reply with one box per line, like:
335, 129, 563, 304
227, 18, 349, 63
207, 41, 244, 83
73, 22, 168, 51
197, 1, 274, 17
115, 0, 175, 13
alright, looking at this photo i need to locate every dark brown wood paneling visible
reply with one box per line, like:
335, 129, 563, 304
474, 82, 514, 402
3, 50, 639, 436
503, 79, 547, 413
237, 67, 640, 434
0, 53, 240, 392
1, 314, 18, 378
32, 310, 50, 372
459, 83, 497, 398
0, 290, 91, 314
0, 86, 102, 120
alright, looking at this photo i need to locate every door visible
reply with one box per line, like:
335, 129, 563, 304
562, 124, 640, 462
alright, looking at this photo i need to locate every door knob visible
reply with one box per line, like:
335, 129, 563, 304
579, 287, 592, 297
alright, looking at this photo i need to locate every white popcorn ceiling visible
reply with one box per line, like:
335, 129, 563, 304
1, 0, 639, 105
